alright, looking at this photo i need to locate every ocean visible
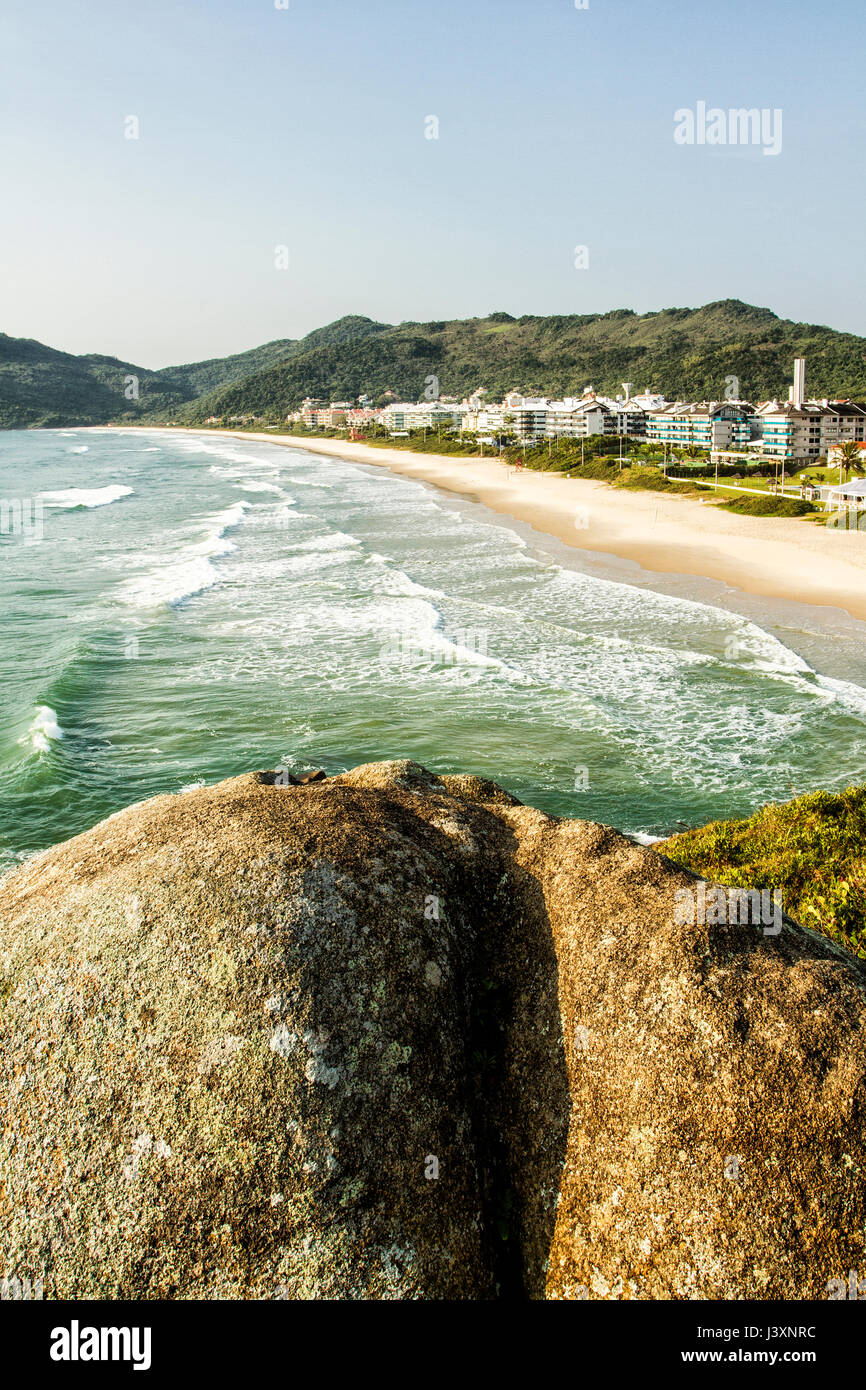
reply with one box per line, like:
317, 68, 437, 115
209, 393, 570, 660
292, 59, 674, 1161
2, 427, 866, 866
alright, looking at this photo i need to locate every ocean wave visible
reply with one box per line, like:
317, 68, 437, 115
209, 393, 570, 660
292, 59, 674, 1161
232, 481, 285, 495
119, 500, 250, 608
40, 485, 134, 510
19, 705, 64, 754
815, 673, 866, 720
290, 531, 360, 553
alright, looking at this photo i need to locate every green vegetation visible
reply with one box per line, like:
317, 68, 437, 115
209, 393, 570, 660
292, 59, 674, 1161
178, 300, 866, 426
718, 494, 816, 517
0, 334, 298, 429
4, 299, 866, 429
837, 440, 865, 481
664, 785, 866, 959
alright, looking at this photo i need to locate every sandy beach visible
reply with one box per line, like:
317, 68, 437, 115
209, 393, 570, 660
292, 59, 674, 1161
156, 428, 866, 622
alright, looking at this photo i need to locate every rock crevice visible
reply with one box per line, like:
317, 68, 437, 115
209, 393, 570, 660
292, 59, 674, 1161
1, 760, 865, 1299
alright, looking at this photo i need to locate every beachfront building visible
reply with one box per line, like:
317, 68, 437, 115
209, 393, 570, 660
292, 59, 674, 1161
462, 388, 667, 442
752, 400, 866, 463
546, 395, 615, 439
503, 395, 553, 439
380, 401, 468, 432
592, 383, 668, 438
296, 401, 354, 428
753, 400, 826, 462
646, 402, 754, 451
460, 404, 509, 435
824, 477, 866, 511
751, 358, 866, 463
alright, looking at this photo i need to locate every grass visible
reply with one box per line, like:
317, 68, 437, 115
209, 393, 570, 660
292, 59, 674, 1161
613, 466, 700, 495
663, 785, 866, 959
717, 494, 816, 518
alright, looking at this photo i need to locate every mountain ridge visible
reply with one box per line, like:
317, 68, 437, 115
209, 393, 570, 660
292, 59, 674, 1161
2, 300, 865, 429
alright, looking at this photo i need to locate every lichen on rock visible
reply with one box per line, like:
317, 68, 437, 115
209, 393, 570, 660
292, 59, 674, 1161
1, 759, 865, 1300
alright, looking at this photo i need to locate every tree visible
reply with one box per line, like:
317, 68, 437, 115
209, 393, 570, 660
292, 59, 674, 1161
838, 440, 862, 484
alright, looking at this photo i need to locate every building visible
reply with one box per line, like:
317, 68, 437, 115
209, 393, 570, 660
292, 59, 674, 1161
824, 477, 866, 510
345, 407, 382, 429
753, 359, 866, 463
499, 395, 552, 439
753, 400, 866, 463
646, 401, 754, 451
460, 405, 509, 435
546, 395, 615, 439
380, 401, 468, 432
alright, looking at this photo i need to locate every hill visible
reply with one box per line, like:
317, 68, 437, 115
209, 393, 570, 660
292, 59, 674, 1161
2, 301, 866, 428
0, 316, 390, 428
0, 335, 187, 428
177, 299, 866, 423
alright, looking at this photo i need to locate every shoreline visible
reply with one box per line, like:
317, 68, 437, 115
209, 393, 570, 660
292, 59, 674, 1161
104, 426, 866, 622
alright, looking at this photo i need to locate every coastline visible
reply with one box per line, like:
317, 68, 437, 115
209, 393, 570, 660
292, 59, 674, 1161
109, 426, 866, 622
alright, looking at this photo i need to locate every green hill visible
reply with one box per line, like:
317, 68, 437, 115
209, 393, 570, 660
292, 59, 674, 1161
2, 301, 865, 428
155, 338, 299, 399
0, 333, 307, 428
171, 300, 866, 424
0, 335, 186, 428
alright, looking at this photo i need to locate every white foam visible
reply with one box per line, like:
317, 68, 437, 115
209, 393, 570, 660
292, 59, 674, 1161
290, 531, 359, 553
232, 481, 284, 494
19, 705, 64, 754
119, 500, 249, 608
40, 485, 133, 509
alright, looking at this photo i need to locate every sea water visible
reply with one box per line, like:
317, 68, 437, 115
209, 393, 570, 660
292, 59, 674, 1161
1, 427, 865, 865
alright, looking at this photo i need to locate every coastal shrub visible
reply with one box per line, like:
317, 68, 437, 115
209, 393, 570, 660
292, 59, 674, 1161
718, 495, 815, 517
615, 467, 678, 492
564, 461, 619, 482
663, 785, 866, 959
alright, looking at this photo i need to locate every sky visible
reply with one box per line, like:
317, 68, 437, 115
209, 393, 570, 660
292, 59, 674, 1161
1, 0, 864, 368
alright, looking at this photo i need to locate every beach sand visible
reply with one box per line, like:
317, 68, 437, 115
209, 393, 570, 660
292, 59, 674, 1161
161, 429, 866, 623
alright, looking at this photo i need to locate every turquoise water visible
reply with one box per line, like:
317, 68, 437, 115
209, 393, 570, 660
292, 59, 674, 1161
2, 426, 866, 865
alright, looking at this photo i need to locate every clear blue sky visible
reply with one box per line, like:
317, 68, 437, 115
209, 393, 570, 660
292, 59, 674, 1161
1, 0, 864, 367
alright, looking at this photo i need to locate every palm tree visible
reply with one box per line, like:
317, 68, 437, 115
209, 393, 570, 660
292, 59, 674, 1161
838, 440, 862, 485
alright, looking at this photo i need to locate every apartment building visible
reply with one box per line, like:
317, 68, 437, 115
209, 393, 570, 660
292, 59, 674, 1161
546, 396, 615, 439
461, 405, 508, 434
753, 400, 866, 461
646, 401, 754, 451
380, 401, 468, 432
749, 356, 866, 462
502, 396, 552, 439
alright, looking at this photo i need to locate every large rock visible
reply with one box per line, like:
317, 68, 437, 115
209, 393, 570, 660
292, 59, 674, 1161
1, 761, 865, 1299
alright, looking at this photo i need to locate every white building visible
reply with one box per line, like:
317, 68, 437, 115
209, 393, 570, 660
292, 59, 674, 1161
646, 401, 755, 451
380, 401, 468, 432
754, 359, 866, 462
